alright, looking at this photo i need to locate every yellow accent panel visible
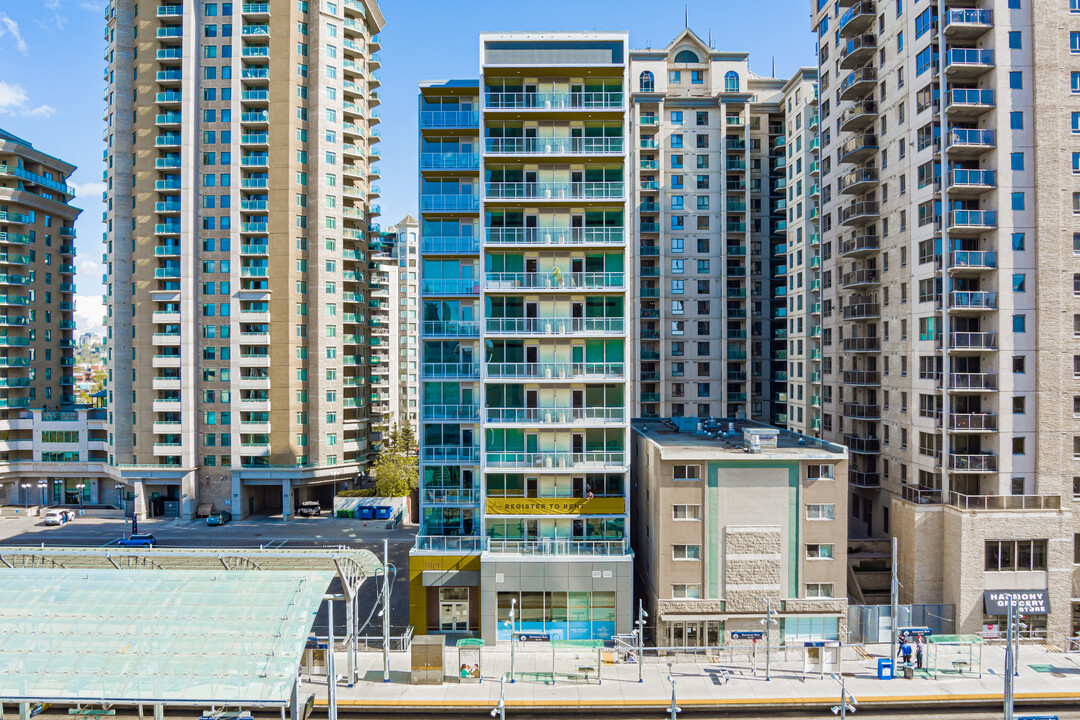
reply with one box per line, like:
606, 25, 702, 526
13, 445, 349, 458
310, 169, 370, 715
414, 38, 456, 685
485, 497, 625, 515
408, 553, 481, 632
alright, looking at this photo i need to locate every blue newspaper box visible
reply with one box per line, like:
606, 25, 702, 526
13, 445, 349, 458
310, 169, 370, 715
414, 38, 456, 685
877, 658, 894, 679
374, 505, 393, 520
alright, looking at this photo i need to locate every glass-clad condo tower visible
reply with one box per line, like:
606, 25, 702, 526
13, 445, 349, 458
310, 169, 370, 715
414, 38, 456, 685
414, 33, 633, 642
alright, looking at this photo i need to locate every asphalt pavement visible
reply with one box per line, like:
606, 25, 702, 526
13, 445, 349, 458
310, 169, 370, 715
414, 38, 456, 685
0, 511, 418, 629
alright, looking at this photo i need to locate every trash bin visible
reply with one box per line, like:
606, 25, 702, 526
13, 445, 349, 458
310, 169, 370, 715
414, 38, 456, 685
903, 662, 914, 680
877, 658, 893, 680
356, 506, 375, 520
374, 505, 393, 520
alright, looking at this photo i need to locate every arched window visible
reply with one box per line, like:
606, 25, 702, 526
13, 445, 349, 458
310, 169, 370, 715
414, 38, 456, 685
674, 49, 699, 64
639, 71, 654, 93
724, 71, 740, 93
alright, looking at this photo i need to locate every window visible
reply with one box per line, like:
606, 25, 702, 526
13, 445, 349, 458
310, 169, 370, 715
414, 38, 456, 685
807, 464, 835, 479
671, 584, 701, 599
806, 544, 834, 559
805, 583, 834, 598
1013, 314, 1026, 333
1072, 72, 1080, 93
1011, 111, 1023, 129
669, 70, 681, 84
673, 504, 701, 520
985, 540, 1047, 571
670, 110, 683, 124
639, 71, 654, 92
673, 464, 701, 481
806, 504, 834, 520
1009, 31, 1023, 49
724, 71, 739, 92
673, 544, 701, 560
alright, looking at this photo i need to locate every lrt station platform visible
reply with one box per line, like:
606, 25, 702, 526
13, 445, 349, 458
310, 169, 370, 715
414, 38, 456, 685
0, 547, 383, 720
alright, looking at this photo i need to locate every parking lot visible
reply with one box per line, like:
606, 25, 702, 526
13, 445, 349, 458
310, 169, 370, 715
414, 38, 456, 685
0, 511, 418, 628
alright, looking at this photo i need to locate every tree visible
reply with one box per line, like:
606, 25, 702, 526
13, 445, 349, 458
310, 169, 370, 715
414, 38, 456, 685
373, 444, 418, 497
399, 422, 417, 457
386, 423, 402, 453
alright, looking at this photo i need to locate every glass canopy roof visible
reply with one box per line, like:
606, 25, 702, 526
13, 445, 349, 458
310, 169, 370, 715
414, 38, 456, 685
0, 568, 335, 705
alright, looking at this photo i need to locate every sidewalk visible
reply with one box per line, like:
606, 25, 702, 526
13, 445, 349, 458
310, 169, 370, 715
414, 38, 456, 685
307, 642, 1080, 714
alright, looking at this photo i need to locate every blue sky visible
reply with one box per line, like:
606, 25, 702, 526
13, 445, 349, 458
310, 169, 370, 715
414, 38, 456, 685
0, 0, 814, 336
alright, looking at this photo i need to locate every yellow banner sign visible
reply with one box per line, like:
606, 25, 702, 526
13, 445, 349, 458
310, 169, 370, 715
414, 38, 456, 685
485, 497, 625, 515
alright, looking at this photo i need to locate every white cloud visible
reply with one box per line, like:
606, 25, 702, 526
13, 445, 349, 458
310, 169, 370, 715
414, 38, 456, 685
69, 180, 107, 205
80, 1, 106, 11
0, 81, 56, 119
73, 294, 106, 337
0, 13, 27, 54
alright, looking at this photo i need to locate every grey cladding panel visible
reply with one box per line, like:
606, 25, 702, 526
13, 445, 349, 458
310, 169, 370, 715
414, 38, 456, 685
484, 41, 623, 66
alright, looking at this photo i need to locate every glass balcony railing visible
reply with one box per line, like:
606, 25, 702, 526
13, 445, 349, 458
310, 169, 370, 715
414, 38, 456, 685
484, 137, 624, 155
485, 317, 624, 335
484, 181, 624, 200
485, 91, 623, 110
485, 227, 624, 245
485, 362, 624, 380
485, 407, 625, 424
485, 451, 626, 469
485, 271, 624, 291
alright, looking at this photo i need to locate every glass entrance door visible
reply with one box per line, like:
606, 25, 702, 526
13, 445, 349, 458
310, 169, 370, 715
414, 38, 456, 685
439, 587, 470, 631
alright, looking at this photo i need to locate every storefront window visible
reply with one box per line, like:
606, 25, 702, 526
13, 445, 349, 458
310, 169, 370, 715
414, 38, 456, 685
783, 616, 839, 642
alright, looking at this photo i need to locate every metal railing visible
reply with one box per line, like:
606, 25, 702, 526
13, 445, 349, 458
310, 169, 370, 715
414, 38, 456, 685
484, 137, 624, 154
486, 362, 624, 379
485, 451, 626, 469
485, 407, 625, 424
484, 271, 623, 290
485, 227, 624, 245
485, 181, 624, 200
485, 538, 629, 556
484, 91, 624, 110
946, 492, 1060, 510
485, 317, 624, 335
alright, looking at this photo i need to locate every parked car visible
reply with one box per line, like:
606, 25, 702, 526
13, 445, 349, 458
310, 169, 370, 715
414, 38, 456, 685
206, 510, 232, 526
60, 509, 75, 522
297, 501, 322, 517
117, 533, 157, 548
43, 510, 68, 526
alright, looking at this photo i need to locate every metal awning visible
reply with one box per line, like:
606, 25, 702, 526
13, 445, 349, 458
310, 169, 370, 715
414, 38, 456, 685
0, 568, 335, 706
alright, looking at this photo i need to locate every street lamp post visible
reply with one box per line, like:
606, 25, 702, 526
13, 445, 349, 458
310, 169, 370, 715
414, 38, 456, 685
20, 482, 30, 507
36, 481, 46, 507
637, 600, 647, 683
507, 597, 517, 683
75, 483, 85, 514
665, 663, 680, 720
830, 673, 857, 718
490, 673, 506, 720
760, 596, 778, 681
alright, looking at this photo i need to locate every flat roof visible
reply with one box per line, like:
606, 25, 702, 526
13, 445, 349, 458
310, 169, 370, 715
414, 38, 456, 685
633, 418, 846, 460
0, 568, 335, 706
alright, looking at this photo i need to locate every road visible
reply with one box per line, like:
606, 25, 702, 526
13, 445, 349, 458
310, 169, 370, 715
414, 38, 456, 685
0, 512, 418, 630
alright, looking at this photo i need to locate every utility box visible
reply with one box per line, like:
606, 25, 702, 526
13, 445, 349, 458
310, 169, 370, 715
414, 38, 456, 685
411, 634, 445, 685
877, 658, 893, 679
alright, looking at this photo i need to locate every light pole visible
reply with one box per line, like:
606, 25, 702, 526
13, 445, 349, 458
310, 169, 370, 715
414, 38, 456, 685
1004, 602, 1015, 720
75, 483, 85, 514
760, 596, 779, 681
637, 600, 647, 683
830, 673, 857, 718
490, 673, 506, 720
114, 482, 124, 512
382, 538, 390, 683
19, 482, 30, 507
665, 663, 680, 720
506, 597, 517, 683
36, 481, 46, 507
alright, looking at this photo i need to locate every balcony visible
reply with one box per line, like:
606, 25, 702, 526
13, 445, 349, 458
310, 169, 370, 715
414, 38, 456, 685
484, 137, 624, 155
946, 209, 996, 234
945, 128, 995, 155
484, 227, 624, 246
839, 66, 876, 101
484, 181, 624, 201
949, 250, 996, 271
842, 370, 881, 386
849, 470, 881, 488
419, 152, 480, 170
485, 451, 626, 470
838, 167, 879, 195
947, 291, 997, 311
421, 236, 480, 254
842, 402, 881, 420
948, 372, 997, 392
485, 362, 624, 381
945, 492, 1060, 511
485, 271, 624, 291
945, 48, 995, 79
946, 88, 995, 118
420, 194, 480, 212
840, 232, 879, 258
943, 8, 993, 41
948, 453, 997, 473
485, 407, 625, 425
483, 91, 623, 111
421, 320, 481, 337
840, 134, 878, 164
841, 302, 881, 320
948, 413, 997, 432
419, 110, 480, 129
950, 331, 997, 351
485, 538, 629, 557
839, 100, 878, 132
843, 435, 881, 455
840, 34, 877, 69
838, 1, 876, 37
485, 317, 624, 336
420, 446, 480, 464
422, 404, 480, 421
841, 336, 881, 353
839, 201, 879, 227
840, 268, 879, 290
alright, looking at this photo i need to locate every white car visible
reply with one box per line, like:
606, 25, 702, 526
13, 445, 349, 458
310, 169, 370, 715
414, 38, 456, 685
43, 510, 67, 526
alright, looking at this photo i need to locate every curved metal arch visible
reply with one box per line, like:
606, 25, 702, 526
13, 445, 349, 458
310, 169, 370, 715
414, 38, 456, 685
221, 555, 263, 571
119, 555, 164, 570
